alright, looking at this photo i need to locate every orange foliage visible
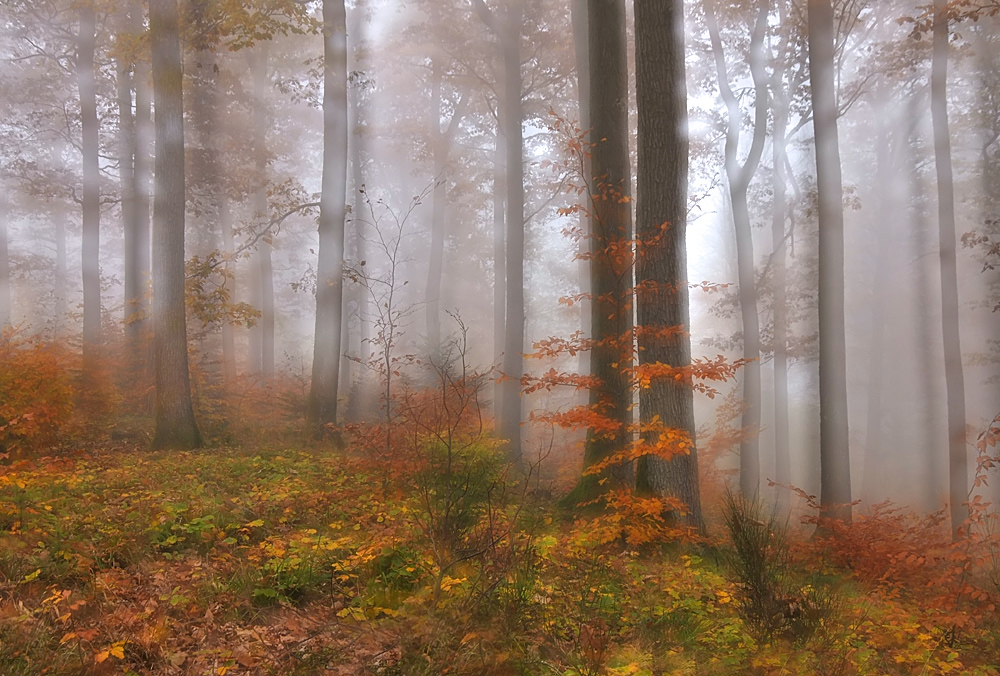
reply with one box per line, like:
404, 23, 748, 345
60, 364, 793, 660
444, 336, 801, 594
0, 327, 75, 454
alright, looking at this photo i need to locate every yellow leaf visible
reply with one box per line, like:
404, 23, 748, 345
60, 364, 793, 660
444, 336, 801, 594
95, 650, 110, 664
22, 569, 41, 583
59, 632, 76, 645
110, 645, 125, 659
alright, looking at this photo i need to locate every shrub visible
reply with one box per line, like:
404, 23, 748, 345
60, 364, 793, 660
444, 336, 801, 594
0, 328, 74, 455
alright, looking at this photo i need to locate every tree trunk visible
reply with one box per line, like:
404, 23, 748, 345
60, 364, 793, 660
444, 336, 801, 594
571, 0, 591, 383
250, 49, 275, 378
569, 0, 633, 503
134, 54, 152, 350
492, 125, 506, 423
150, 0, 201, 450
499, 0, 526, 468
78, 4, 101, 370
307, 0, 349, 433
348, 0, 369, 416
808, 0, 852, 523
706, 2, 769, 499
0, 212, 9, 328
426, 61, 447, 356
772, 92, 791, 512
220, 197, 237, 383
931, 0, 968, 537
861, 89, 893, 506
633, 0, 701, 529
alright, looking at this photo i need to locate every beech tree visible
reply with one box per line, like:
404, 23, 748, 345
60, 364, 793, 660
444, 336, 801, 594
150, 0, 201, 450
808, 0, 851, 522
307, 0, 349, 434
633, 0, 702, 528
705, 0, 770, 499
567, 0, 633, 502
77, 1, 100, 377
930, 0, 969, 537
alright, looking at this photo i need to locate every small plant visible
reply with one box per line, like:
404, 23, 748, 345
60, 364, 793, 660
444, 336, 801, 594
722, 489, 792, 641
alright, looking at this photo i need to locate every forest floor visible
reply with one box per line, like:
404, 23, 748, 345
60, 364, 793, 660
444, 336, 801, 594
1, 444, 999, 676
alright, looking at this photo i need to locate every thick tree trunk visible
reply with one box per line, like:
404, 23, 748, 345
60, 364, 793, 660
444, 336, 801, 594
808, 0, 852, 523
569, 0, 633, 502
307, 0, 349, 433
78, 4, 101, 370
150, 0, 201, 450
633, 0, 702, 529
931, 0, 968, 537
706, 2, 768, 499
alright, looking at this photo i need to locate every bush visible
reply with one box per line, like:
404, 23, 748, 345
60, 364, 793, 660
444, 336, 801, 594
0, 328, 74, 455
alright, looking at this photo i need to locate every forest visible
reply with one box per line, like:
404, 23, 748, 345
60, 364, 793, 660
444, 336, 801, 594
2, 0, 1000, 673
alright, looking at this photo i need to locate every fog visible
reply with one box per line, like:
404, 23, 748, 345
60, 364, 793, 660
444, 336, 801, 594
1, 0, 998, 521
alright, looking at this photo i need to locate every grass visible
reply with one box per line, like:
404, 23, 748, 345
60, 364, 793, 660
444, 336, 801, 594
0, 445, 998, 675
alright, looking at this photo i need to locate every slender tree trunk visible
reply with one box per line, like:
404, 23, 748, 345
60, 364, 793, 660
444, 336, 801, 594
862, 90, 893, 506
134, 55, 152, 349
809, 0, 852, 523
706, 2, 769, 499
250, 49, 275, 377
568, 0, 633, 503
220, 197, 237, 383
150, 0, 201, 450
0, 212, 9, 328
571, 0, 591, 383
349, 0, 369, 416
78, 4, 101, 371
499, 0, 526, 468
492, 126, 506, 422
118, 14, 137, 332
772, 96, 791, 512
931, 0, 968, 537
54, 205, 67, 334
426, 61, 447, 356
307, 0, 349, 433
633, 0, 702, 529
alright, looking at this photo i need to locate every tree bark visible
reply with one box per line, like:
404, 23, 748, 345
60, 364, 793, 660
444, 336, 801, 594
569, 0, 633, 502
571, 0, 591, 383
0, 212, 9, 328
348, 0, 369, 416
771, 91, 791, 512
492, 122, 506, 422
307, 0, 349, 433
706, 1, 769, 499
499, 0, 526, 468
150, 0, 201, 450
931, 0, 968, 537
633, 0, 702, 529
250, 48, 275, 378
78, 3, 101, 370
808, 0, 852, 523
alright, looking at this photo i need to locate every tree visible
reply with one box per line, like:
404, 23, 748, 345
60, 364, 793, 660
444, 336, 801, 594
150, 0, 201, 450
77, 1, 101, 375
567, 0, 633, 502
118, 0, 151, 374
0, 208, 9, 328
705, 0, 770, 499
472, 0, 526, 468
307, 0, 349, 434
633, 0, 702, 528
808, 0, 851, 523
930, 0, 968, 537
